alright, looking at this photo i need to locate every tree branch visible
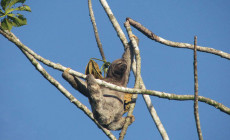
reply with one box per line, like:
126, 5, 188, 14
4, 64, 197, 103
119, 22, 141, 140
194, 36, 203, 140
88, 0, 106, 61
99, 0, 129, 49
133, 58, 170, 140
126, 18, 230, 60
125, 21, 169, 140
1, 27, 229, 115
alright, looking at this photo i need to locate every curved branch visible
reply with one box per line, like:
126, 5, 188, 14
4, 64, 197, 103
126, 18, 230, 60
88, 0, 106, 61
1, 28, 229, 115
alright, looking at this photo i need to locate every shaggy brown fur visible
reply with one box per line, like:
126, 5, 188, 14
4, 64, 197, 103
62, 35, 139, 130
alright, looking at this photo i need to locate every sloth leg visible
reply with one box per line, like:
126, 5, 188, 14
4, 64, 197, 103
86, 74, 104, 109
107, 117, 126, 130
107, 115, 135, 130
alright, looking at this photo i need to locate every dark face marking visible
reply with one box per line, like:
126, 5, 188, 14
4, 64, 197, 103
107, 59, 127, 80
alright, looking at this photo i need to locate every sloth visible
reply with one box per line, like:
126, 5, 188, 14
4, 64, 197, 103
62, 35, 139, 130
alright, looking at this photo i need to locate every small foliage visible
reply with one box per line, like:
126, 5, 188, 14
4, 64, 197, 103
0, 0, 31, 31
86, 58, 111, 78
101, 61, 110, 77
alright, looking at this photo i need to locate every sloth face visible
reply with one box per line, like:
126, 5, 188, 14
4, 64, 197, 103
107, 59, 127, 80
114, 62, 127, 76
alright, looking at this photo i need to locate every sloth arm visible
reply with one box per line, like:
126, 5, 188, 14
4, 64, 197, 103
122, 34, 139, 86
62, 68, 89, 97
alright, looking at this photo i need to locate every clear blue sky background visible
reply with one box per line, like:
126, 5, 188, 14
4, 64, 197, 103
1, 0, 230, 140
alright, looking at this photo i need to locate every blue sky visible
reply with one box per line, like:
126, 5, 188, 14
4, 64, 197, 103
1, 0, 230, 140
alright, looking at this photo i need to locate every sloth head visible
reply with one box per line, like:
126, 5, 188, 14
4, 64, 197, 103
106, 59, 127, 81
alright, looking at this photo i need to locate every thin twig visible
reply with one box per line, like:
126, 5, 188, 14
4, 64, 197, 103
88, 0, 106, 61
16, 44, 117, 140
126, 18, 230, 60
1, 28, 230, 115
194, 36, 203, 140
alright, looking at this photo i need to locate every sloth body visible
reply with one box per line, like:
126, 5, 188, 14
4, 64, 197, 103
62, 35, 139, 130
86, 59, 128, 130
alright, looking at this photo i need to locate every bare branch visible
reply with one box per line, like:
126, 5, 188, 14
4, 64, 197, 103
1, 28, 229, 115
99, 0, 129, 49
194, 36, 203, 140
126, 18, 230, 60
133, 60, 170, 140
88, 0, 106, 61
119, 22, 141, 140
124, 21, 169, 140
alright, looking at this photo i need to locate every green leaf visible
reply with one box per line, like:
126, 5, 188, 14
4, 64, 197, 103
0, 0, 30, 30
1, 0, 11, 10
7, 0, 26, 9
1, 0, 26, 11
14, 5, 31, 12
1, 17, 13, 31
7, 13, 27, 27
22, 5, 31, 12
5, 7, 14, 14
